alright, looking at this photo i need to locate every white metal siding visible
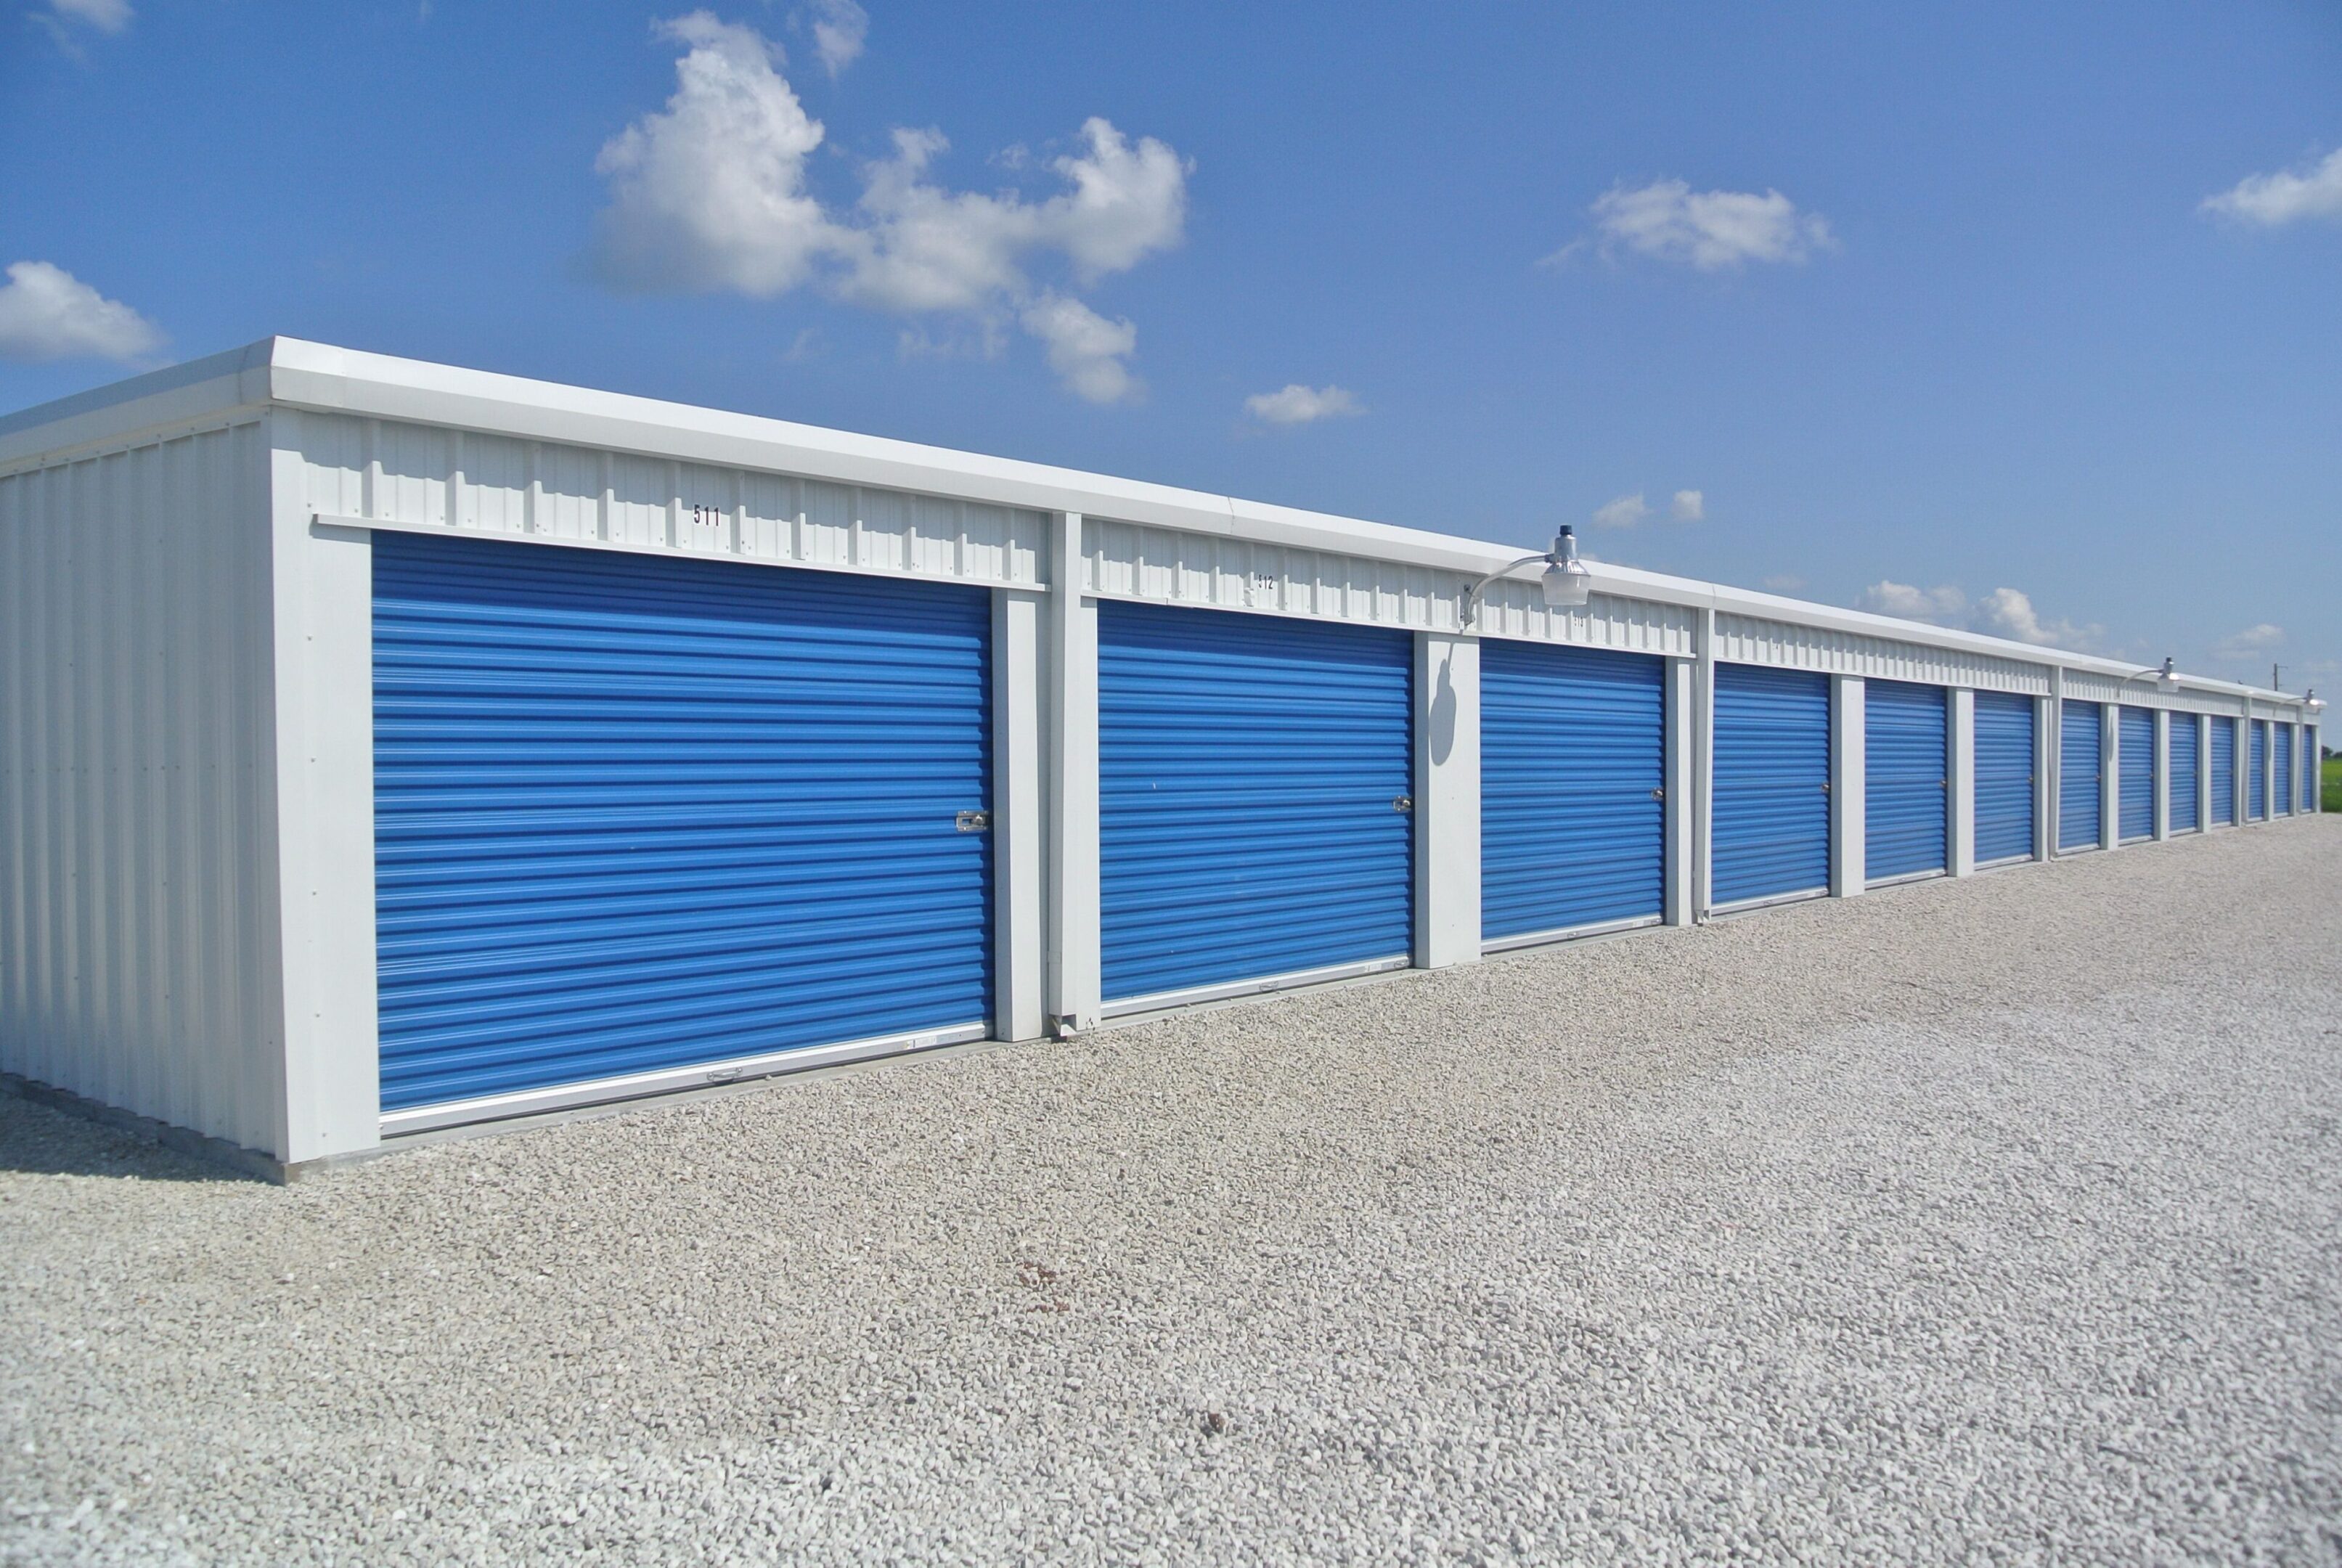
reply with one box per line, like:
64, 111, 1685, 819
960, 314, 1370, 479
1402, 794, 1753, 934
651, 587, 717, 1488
1084, 518, 1696, 650
1714, 614, 2051, 694
290, 410, 1048, 592
0, 423, 286, 1154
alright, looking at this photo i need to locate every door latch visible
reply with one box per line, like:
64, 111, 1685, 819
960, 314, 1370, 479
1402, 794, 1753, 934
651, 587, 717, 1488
956, 810, 991, 832
1652, 787, 1665, 801
1392, 796, 1414, 813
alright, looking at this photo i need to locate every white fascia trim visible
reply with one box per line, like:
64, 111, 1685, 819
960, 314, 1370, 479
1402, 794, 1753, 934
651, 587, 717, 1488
0, 335, 2309, 715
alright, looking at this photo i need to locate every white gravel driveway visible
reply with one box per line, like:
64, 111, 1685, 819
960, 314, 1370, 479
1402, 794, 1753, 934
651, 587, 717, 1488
4, 822, 2339, 1564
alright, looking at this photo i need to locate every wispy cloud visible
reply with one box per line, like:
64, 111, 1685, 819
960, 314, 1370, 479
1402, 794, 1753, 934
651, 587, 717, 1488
591, 12, 1188, 402
1855, 579, 2101, 650
2202, 149, 2342, 227
0, 261, 163, 362
805, 0, 866, 75
2214, 623, 2285, 661
1244, 384, 1363, 425
1670, 489, 1704, 522
1590, 492, 1650, 530
1549, 179, 1835, 270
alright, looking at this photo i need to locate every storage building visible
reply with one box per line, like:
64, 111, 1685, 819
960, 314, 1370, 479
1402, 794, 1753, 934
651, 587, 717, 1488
0, 340, 2322, 1176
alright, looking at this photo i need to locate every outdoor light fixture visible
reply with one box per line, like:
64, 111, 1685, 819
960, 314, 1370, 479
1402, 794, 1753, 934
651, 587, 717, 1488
2308, 689, 2326, 712
1461, 526, 1594, 626
2121, 656, 2181, 693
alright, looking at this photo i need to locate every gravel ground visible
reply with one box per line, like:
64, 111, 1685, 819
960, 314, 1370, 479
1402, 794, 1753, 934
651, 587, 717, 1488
4, 820, 2341, 1566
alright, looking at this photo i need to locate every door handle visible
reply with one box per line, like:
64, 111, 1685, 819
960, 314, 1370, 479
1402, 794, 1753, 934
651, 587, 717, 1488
956, 810, 991, 832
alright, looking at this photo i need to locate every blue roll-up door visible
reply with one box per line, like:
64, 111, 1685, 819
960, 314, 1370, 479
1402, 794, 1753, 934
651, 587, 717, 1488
2169, 716, 2199, 833
1712, 664, 1831, 906
1481, 642, 1664, 943
2249, 720, 2267, 820
2059, 701, 2103, 851
2118, 706, 2155, 842
1973, 692, 2036, 865
1098, 601, 1412, 1007
1864, 681, 1947, 883
373, 533, 994, 1117
2210, 718, 2236, 825
2309, 727, 2321, 813
2275, 724, 2295, 814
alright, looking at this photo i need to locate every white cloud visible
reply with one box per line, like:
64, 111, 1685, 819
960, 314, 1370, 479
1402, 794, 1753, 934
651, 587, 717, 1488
1858, 580, 1968, 624
807, 0, 866, 75
1590, 492, 1650, 529
1670, 489, 1704, 522
593, 13, 847, 297
1244, 384, 1363, 425
1578, 179, 1835, 270
2215, 623, 2285, 661
1973, 587, 2096, 649
1021, 294, 1138, 404
46, 0, 130, 32
0, 261, 163, 362
2202, 149, 2342, 227
1851, 579, 2102, 650
592, 15, 1186, 401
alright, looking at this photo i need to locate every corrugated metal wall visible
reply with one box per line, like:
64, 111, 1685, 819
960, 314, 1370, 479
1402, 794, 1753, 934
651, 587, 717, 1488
1715, 615, 2049, 694
291, 409, 1048, 593
0, 424, 285, 1154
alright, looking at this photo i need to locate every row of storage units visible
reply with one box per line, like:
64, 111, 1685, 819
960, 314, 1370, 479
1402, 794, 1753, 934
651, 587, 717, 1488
370, 531, 2322, 1120
0, 338, 2322, 1173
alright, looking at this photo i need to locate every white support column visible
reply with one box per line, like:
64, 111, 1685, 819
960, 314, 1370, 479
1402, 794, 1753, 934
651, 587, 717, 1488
2100, 702, 2120, 852
2312, 724, 2323, 814
2036, 693, 2055, 860
1692, 608, 1716, 919
1949, 687, 1975, 877
2239, 707, 2253, 826
2152, 709, 2171, 842
1830, 674, 1866, 897
992, 589, 1045, 1042
1045, 513, 1101, 1036
2192, 716, 2211, 828
269, 422, 380, 1165
1413, 633, 1480, 968
1664, 656, 1696, 925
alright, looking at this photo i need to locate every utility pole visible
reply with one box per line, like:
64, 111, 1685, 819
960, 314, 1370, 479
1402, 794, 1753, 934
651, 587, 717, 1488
2272, 663, 2283, 691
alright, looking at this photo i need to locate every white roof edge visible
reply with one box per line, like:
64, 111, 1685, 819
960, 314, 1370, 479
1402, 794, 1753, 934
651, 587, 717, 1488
0, 336, 2314, 712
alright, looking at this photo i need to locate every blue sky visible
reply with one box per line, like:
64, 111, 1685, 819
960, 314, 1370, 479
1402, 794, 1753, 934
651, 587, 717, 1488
3, 1, 2335, 688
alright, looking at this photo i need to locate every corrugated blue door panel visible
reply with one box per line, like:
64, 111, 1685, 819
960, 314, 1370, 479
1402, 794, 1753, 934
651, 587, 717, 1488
2275, 724, 2295, 814
2059, 701, 2103, 850
1481, 641, 1664, 941
1864, 680, 1948, 881
2309, 727, 2322, 812
1098, 600, 1412, 1005
1712, 664, 1831, 906
2168, 717, 2199, 833
374, 532, 993, 1114
2210, 718, 2236, 825
2249, 720, 2267, 820
2118, 706, 2155, 841
1972, 692, 2036, 865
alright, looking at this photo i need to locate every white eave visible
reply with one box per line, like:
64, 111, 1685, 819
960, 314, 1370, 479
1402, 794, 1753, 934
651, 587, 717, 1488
0, 335, 2310, 711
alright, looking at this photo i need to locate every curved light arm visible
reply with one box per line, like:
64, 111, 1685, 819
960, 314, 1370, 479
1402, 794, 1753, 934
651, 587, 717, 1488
1459, 526, 1593, 626
1459, 553, 1554, 626
2118, 656, 2180, 693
